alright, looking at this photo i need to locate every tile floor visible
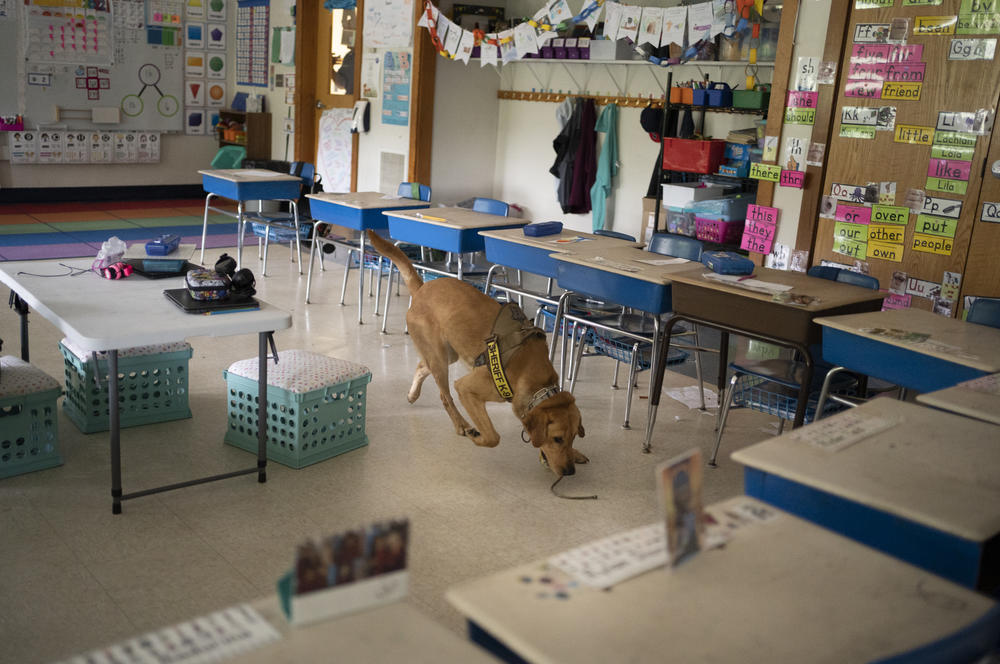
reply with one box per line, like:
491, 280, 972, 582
0, 245, 780, 663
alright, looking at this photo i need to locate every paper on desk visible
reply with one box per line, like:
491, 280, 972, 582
239, 169, 281, 177
587, 256, 641, 273
634, 257, 690, 266
702, 272, 794, 294
957, 372, 1000, 395
664, 385, 719, 409
549, 236, 591, 244
785, 410, 900, 453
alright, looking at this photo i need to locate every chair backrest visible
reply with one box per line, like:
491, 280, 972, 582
594, 229, 636, 242
868, 603, 1000, 664
472, 197, 510, 216
398, 182, 432, 202
210, 145, 246, 169
289, 162, 317, 191
807, 265, 880, 290
967, 297, 1000, 328
647, 233, 703, 261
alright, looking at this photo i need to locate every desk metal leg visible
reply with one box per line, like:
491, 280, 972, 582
109, 350, 122, 514
200, 193, 215, 264
793, 354, 814, 429
644, 316, 682, 454
291, 201, 302, 275
458, 254, 464, 282
9, 293, 29, 361
236, 201, 246, 270
257, 332, 269, 483
305, 226, 319, 303
357, 233, 365, 324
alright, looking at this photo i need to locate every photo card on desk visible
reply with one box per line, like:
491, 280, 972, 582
657, 448, 705, 567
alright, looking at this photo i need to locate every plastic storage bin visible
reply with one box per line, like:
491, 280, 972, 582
59, 338, 193, 433
250, 221, 312, 243
669, 87, 695, 105
223, 350, 372, 469
689, 195, 753, 221
0, 356, 62, 479
665, 206, 697, 237
733, 85, 771, 110
662, 139, 726, 174
695, 215, 746, 244
693, 83, 732, 108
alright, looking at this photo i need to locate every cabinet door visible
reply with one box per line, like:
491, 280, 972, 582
960, 96, 1000, 310
812, 1, 1000, 316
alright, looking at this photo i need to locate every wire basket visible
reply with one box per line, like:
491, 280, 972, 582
731, 374, 854, 423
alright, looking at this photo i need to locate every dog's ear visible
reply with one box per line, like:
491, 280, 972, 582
577, 422, 585, 438
523, 408, 547, 448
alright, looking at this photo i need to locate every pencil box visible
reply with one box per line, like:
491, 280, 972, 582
523, 222, 563, 237
701, 251, 754, 275
145, 234, 180, 256
185, 269, 229, 300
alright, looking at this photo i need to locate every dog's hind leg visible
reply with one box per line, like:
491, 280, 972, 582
454, 375, 500, 447
408, 360, 431, 404
411, 330, 477, 437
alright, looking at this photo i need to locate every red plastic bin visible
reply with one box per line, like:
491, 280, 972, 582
662, 138, 726, 174
695, 215, 745, 244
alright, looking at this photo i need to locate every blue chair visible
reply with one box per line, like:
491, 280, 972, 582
592, 228, 634, 242
244, 161, 318, 276
967, 297, 1000, 328
472, 197, 510, 216
398, 182, 432, 202
712, 266, 880, 466
868, 603, 1000, 664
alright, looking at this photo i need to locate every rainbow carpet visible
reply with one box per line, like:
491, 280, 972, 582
0, 198, 242, 261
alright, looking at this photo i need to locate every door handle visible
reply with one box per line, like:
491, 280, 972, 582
992, 159, 1000, 179
316, 100, 327, 109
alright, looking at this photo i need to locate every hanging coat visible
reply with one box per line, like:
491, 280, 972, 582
566, 98, 597, 214
590, 103, 619, 231
550, 98, 583, 213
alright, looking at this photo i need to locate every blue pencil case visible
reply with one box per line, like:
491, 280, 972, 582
701, 251, 754, 275
146, 234, 180, 256
523, 222, 563, 237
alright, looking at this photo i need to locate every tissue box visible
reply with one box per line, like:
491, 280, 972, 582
552, 38, 566, 59
565, 38, 579, 59
577, 37, 590, 60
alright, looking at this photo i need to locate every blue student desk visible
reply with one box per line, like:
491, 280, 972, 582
480, 228, 641, 280
305, 192, 431, 323
198, 168, 304, 269
815, 308, 1000, 393
732, 399, 1000, 592
446, 496, 997, 664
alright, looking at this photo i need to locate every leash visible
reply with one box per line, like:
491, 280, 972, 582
550, 476, 598, 501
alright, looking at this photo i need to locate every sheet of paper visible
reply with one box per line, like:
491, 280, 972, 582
958, 372, 1000, 395
603, 1, 623, 41
585, 256, 641, 272
661, 6, 686, 46
238, 169, 282, 177
786, 410, 900, 453
638, 7, 663, 47
664, 386, 719, 409
457, 29, 476, 63
618, 5, 641, 43
687, 2, 712, 44
513, 22, 538, 56
634, 257, 689, 266
702, 272, 795, 293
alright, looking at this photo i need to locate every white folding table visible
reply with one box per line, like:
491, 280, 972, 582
0, 258, 292, 513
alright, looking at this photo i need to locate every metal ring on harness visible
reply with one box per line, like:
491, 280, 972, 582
521, 429, 531, 444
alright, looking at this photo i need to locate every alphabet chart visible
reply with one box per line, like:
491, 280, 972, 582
24, 0, 113, 65
236, 0, 268, 87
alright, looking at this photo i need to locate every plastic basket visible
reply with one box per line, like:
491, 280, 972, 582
695, 216, 745, 244
223, 357, 372, 469
250, 221, 312, 243
0, 357, 62, 479
689, 196, 752, 221
665, 206, 697, 237
662, 139, 726, 175
731, 375, 852, 423
589, 331, 689, 368
58, 340, 193, 434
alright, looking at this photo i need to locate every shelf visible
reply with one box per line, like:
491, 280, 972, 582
670, 104, 767, 115
509, 59, 775, 66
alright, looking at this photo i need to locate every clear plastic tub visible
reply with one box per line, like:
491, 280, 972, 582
666, 206, 698, 237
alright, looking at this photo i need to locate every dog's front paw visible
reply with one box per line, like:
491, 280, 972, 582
462, 427, 481, 438
573, 449, 590, 464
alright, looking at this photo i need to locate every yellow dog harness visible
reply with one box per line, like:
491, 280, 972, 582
474, 303, 547, 401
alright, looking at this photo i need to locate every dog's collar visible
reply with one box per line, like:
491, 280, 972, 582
519, 384, 561, 420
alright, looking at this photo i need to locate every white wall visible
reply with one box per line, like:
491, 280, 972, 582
356, 49, 412, 193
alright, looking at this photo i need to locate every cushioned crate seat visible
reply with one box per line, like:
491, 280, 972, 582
0, 356, 62, 479
58, 337, 193, 433
223, 350, 372, 469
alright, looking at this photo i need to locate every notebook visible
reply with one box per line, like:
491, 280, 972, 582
164, 288, 260, 313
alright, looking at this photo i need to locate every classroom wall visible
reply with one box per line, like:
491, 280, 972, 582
356, 49, 412, 193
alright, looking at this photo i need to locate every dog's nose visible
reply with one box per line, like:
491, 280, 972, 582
562, 465, 575, 476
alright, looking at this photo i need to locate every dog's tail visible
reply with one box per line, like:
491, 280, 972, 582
366, 229, 423, 295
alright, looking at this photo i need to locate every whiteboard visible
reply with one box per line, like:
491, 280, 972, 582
19, 0, 185, 132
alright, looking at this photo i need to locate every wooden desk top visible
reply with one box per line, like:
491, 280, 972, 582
240, 599, 499, 663
917, 373, 1000, 426
551, 244, 702, 285
815, 308, 1000, 372
197, 169, 302, 183
306, 192, 432, 209
479, 227, 642, 252
668, 267, 886, 313
383, 206, 528, 230
447, 496, 993, 664
732, 399, 1000, 541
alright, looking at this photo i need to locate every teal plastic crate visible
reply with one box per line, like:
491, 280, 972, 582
58, 338, 193, 434
0, 356, 62, 479
223, 350, 372, 469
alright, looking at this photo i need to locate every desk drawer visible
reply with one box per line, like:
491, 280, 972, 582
556, 262, 672, 314
483, 237, 559, 278
201, 174, 301, 202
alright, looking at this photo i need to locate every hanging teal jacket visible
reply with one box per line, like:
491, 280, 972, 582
590, 103, 619, 232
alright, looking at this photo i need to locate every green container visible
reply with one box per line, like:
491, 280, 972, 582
59, 340, 193, 433
0, 357, 62, 479
733, 86, 771, 110
223, 368, 372, 469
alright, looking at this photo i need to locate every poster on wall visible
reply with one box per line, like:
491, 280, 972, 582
316, 108, 354, 193
364, 0, 414, 48
361, 52, 379, 98
381, 51, 410, 127
236, 0, 269, 86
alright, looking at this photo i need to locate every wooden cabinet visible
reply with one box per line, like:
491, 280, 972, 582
216, 109, 271, 161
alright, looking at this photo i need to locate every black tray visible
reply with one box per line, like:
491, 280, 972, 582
127, 260, 204, 279
163, 288, 260, 313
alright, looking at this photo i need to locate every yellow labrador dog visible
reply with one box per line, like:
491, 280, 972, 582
367, 230, 587, 476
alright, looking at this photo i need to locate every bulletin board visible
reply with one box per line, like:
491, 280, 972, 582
813, 0, 1000, 315
17, 0, 184, 131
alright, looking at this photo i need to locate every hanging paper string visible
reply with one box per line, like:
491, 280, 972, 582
419, 0, 764, 68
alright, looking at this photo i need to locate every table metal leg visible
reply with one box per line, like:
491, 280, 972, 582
200, 193, 214, 264
109, 350, 122, 514
381, 267, 394, 335
793, 354, 814, 429
9, 293, 29, 361
374, 257, 383, 317
305, 228, 319, 303
458, 254, 464, 282
644, 315, 682, 454
357, 233, 365, 324
257, 332, 270, 483
291, 201, 302, 275
236, 201, 246, 270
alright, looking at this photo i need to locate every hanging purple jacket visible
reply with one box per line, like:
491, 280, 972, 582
567, 98, 597, 214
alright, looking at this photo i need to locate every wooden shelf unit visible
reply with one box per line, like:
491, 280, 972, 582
216, 109, 271, 161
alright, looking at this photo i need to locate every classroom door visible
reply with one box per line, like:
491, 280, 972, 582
311, 1, 361, 190
812, 1, 1000, 317
959, 96, 1000, 308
